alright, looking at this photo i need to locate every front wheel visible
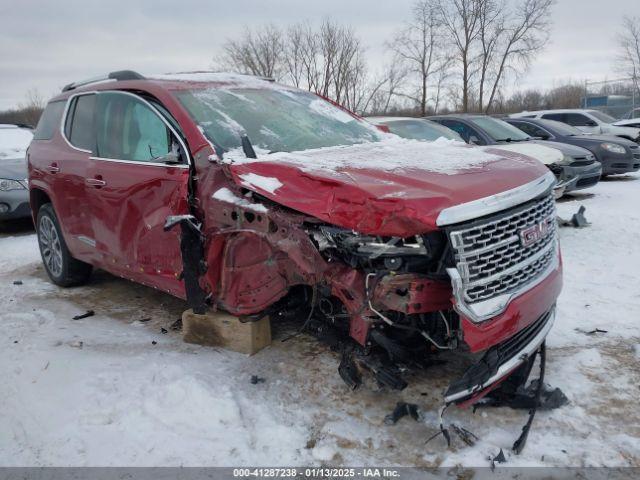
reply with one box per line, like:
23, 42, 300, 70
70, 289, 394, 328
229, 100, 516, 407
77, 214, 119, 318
37, 203, 92, 287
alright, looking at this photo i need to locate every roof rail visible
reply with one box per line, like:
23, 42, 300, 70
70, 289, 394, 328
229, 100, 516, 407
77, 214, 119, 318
62, 70, 146, 92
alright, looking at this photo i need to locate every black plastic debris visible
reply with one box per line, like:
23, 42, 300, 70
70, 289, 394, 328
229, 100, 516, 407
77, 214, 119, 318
250, 375, 266, 385
451, 423, 478, 446
170, 318, 183, 331
160, 327, 168, 334
72, 310, 94, 320
558, 205, 589, 228
338, 348, 362, 390
587, 328, 608, 335
13, 340, 18, 344
13, 280, 23, 285
138, 317, 151, 323
151, 340, 157, 345
476, 379, 569, 411
490, 448, 507, 471
384, 402, 421, 425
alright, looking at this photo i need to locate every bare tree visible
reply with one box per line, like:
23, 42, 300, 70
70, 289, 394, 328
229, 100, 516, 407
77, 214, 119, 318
216, 24, 285, 79
616, 16, 640, 89
388, 0, 449, 115
433, 0, 484, 112
482, 0, 555, 112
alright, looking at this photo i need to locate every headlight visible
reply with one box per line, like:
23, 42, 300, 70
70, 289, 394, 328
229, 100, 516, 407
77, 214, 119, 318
601, 143, 626, 154
0, 179, 26, 191
559, 154, 574, 165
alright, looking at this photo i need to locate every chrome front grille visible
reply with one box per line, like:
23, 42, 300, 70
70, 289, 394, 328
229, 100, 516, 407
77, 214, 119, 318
447, 192, 558, 321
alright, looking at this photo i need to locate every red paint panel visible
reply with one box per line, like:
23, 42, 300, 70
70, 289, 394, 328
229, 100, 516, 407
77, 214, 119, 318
228, 154, 549, 237
85, 160, 189, 297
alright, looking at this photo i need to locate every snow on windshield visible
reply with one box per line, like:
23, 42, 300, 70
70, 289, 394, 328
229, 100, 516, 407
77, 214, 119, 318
223, 136, 515, 176
0, 127, 33, 159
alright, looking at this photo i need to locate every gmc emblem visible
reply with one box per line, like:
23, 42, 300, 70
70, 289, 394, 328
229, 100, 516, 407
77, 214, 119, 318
519, 218, 552, 247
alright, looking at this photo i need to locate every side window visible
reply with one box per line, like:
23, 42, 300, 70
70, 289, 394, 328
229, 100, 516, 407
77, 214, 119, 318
33, 100, 65, 140
96, 92, 172, 162
65, 94, 97, 151
516, 122, 547, 138
541, 113, 565, 122
439, 120, 482, 144
564, 113, 592, 127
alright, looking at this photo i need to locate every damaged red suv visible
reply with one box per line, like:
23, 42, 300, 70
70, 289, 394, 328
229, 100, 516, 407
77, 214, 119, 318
28, 71, 562, 407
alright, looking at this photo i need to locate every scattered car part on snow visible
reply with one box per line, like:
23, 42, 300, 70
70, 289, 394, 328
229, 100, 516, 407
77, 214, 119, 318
558, 205, 589, 228
250, 375, 266, 384
72, 310, 94, 320
490, 448, 507, 470
384, 402, 422, 425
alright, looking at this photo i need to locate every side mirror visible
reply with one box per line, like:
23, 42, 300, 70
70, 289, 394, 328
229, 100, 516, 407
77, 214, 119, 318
539, 134, 550, 140
585, 120, 598, 127
469, 135, 481, 145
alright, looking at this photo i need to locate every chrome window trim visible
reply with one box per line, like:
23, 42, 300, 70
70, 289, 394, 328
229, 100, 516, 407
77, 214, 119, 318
436, 171, 557, 226
93, 90, 193, 168
89, 156, 189, 169
59, 91, 96, 154
444, 306, 555, 404
60, 90, 192, 168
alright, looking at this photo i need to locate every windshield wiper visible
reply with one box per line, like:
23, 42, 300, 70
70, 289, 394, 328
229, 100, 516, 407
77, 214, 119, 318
241, 134, 257, 159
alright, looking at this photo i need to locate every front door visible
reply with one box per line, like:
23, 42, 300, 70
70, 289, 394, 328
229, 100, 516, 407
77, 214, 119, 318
86, 91, 191, 297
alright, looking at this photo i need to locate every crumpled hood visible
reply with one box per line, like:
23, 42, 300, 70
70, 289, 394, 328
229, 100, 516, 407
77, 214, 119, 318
224, 138, 549, 236
0, 157, 27, 180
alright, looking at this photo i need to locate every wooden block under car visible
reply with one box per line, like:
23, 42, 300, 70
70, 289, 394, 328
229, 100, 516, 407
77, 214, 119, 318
181, 309, 271, 355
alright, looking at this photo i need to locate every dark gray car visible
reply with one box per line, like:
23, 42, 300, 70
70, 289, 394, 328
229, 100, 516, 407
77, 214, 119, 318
428, 114, 602, 192
505, 117, 640, 176
0, 125, 32, 221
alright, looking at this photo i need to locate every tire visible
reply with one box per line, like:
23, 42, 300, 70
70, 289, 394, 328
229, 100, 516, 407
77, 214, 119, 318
36, 203, 92, 287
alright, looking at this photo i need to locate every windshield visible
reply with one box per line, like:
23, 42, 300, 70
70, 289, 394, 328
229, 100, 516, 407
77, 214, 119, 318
383, 119, 463, 142
588, 110, 616, 124
174, 88, 382, 153
538, 119, 584, 136
0, 127, 33, 160
470, 117, 530, 142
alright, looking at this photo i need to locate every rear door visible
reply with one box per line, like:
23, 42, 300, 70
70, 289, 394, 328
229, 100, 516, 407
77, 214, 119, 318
50, 93, 99, 262
86, 90, 191, 297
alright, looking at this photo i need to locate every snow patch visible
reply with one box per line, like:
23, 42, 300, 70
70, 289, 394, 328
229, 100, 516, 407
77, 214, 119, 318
225, 135, 509, 176
494, 143, 563, 165
309, 99, 355, 124
238, 173, 283, 194
212, 187, 268, 213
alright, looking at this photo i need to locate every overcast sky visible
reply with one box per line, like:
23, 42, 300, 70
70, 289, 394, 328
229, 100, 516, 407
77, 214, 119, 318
0, 0, 636, 110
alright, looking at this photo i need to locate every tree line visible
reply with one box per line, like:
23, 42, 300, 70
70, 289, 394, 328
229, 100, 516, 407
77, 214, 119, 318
2, 5, 640, 126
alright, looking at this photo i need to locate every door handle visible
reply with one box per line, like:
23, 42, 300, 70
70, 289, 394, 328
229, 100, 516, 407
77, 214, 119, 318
86, 177, 106, 188
47, 164, 60, 173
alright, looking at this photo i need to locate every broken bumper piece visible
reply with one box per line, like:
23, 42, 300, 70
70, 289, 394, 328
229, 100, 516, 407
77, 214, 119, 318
444, 307, 555, 405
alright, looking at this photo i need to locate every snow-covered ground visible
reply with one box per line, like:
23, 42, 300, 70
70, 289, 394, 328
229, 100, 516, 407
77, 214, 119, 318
1, 175, 639, 468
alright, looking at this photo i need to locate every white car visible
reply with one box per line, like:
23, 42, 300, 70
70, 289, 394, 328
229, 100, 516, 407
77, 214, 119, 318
614, 108, 640, 129
510, 109, 640, 142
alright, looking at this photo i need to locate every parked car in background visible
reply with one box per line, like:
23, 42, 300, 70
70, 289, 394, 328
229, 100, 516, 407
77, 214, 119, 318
366, 116, 464, 142
428, 114, 602, 193
0, 124, 33, 221
506, 117, 640, 176
614, 110, 640, 129
28, 70, 562, 406
510, 109, 640, 142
